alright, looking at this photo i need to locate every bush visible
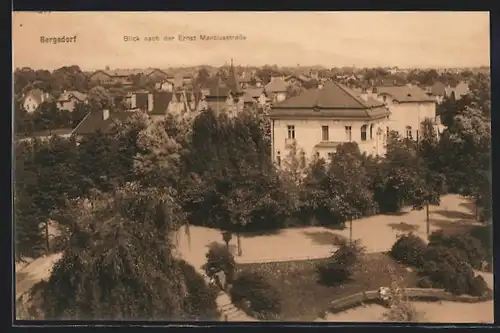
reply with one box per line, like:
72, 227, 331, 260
416, 276, 433, 289
420, 246, 487, 296
229, 271, 281, 320
203, 242, 236, 286
177, 259, 220, 321
316, 239, 365, 286
469, 275, 489, 297
390, 232, 427, 268
428, 230, 488, 270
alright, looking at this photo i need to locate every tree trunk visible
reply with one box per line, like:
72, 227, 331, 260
349, 218, 353, 243
475, 200, 479, 221
45, 220, 50, 254
237, 232, 242, 256
426, 204, 430, 237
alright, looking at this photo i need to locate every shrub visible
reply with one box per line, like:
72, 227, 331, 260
316, 239, 365, 286
177, 259, 220, 321
389, 232, 427, 268
420, 246, 487, 296
203, 242, 236, 286
428, 230, 488, 270
416, 276, 433, 289
229, 271, 281, 320
469, 275, 489, 297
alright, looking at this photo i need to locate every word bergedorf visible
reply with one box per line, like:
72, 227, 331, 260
40, 35, 78, 44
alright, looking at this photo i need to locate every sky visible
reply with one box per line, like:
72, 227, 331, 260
12, 11, 490, 70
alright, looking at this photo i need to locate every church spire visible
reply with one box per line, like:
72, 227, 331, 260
227, 58, 241, 94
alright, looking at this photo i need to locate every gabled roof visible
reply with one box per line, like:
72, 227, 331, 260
72, 110, 136, 136
244, 87, 265, 98
58, 91, 88, 102
265, 78, 288, 93
430, 81, 446, 96
269, 81, 389, 120
375, 85, 436, 103
273, 81, 383, 109
24, 88, 47, 104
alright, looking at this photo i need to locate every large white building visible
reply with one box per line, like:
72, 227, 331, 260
369, 84, 438, 140
267, 81, 391, 166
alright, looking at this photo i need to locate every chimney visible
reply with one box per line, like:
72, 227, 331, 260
103, 109, 110, 120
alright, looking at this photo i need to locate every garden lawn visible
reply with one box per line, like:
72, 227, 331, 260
235, 252, 419, 321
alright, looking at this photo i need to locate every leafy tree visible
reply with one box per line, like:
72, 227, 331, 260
41, 184, 217, 320
14, 140, 45, 260
378, 132, 421, 212
88, 86, 112, 110
412, 119, 446, 236
438, 107, 491, 220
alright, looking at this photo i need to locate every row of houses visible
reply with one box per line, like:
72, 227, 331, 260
21, 89, 89, 113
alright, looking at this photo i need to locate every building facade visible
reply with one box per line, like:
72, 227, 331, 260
370, 84, 437, 140
268, 81, 391, 166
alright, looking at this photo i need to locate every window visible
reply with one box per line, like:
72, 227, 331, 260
322, 126, 329, 141
276, 151, 281, 166
287, 125, 295, 139
406, 126, 412, 139
370, 124, 374, 139
361, 125, 367, 141
345, 126, 352, 141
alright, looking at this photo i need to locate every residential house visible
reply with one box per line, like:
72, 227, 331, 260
445, 81, 470, 100
268, 81, 391, 165
145, 68, 172, 82
371, 84, 438, 140
243, 87, 269, 108
424, 81, 447, 103
284, 74, 311, 86
155, 80, 175, 92
56, 91, 88, 112
265, 77, 289, 104
72, 109, 137, 138
22, 88, 51, 113
127, 90, 153, 112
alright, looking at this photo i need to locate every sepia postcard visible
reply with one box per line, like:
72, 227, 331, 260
12, 11, 492, 325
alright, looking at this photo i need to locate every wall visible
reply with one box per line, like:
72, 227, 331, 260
272, 117, 389, 165
383, 100, 436, 139
23, 96, 38, 113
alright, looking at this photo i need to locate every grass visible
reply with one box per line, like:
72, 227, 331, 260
234, 252, 419, 321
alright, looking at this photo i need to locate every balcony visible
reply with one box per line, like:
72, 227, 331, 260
285, 138, 296, 148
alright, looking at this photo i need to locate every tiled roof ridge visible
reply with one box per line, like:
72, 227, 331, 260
330, 81, 369, 108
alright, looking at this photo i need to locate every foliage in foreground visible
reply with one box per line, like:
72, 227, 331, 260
230, 270, 282, 320
41, 186, 218, 321
382, 274, 425, 323
203, 242, 236, 287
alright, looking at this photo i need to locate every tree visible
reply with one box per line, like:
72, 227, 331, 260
412, 119, 446, 236
379, 132, 422, 213
439, 107, 491, 221
14, 140, 45, 260
41, 184, 218, 320
88, 86, 112, 110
